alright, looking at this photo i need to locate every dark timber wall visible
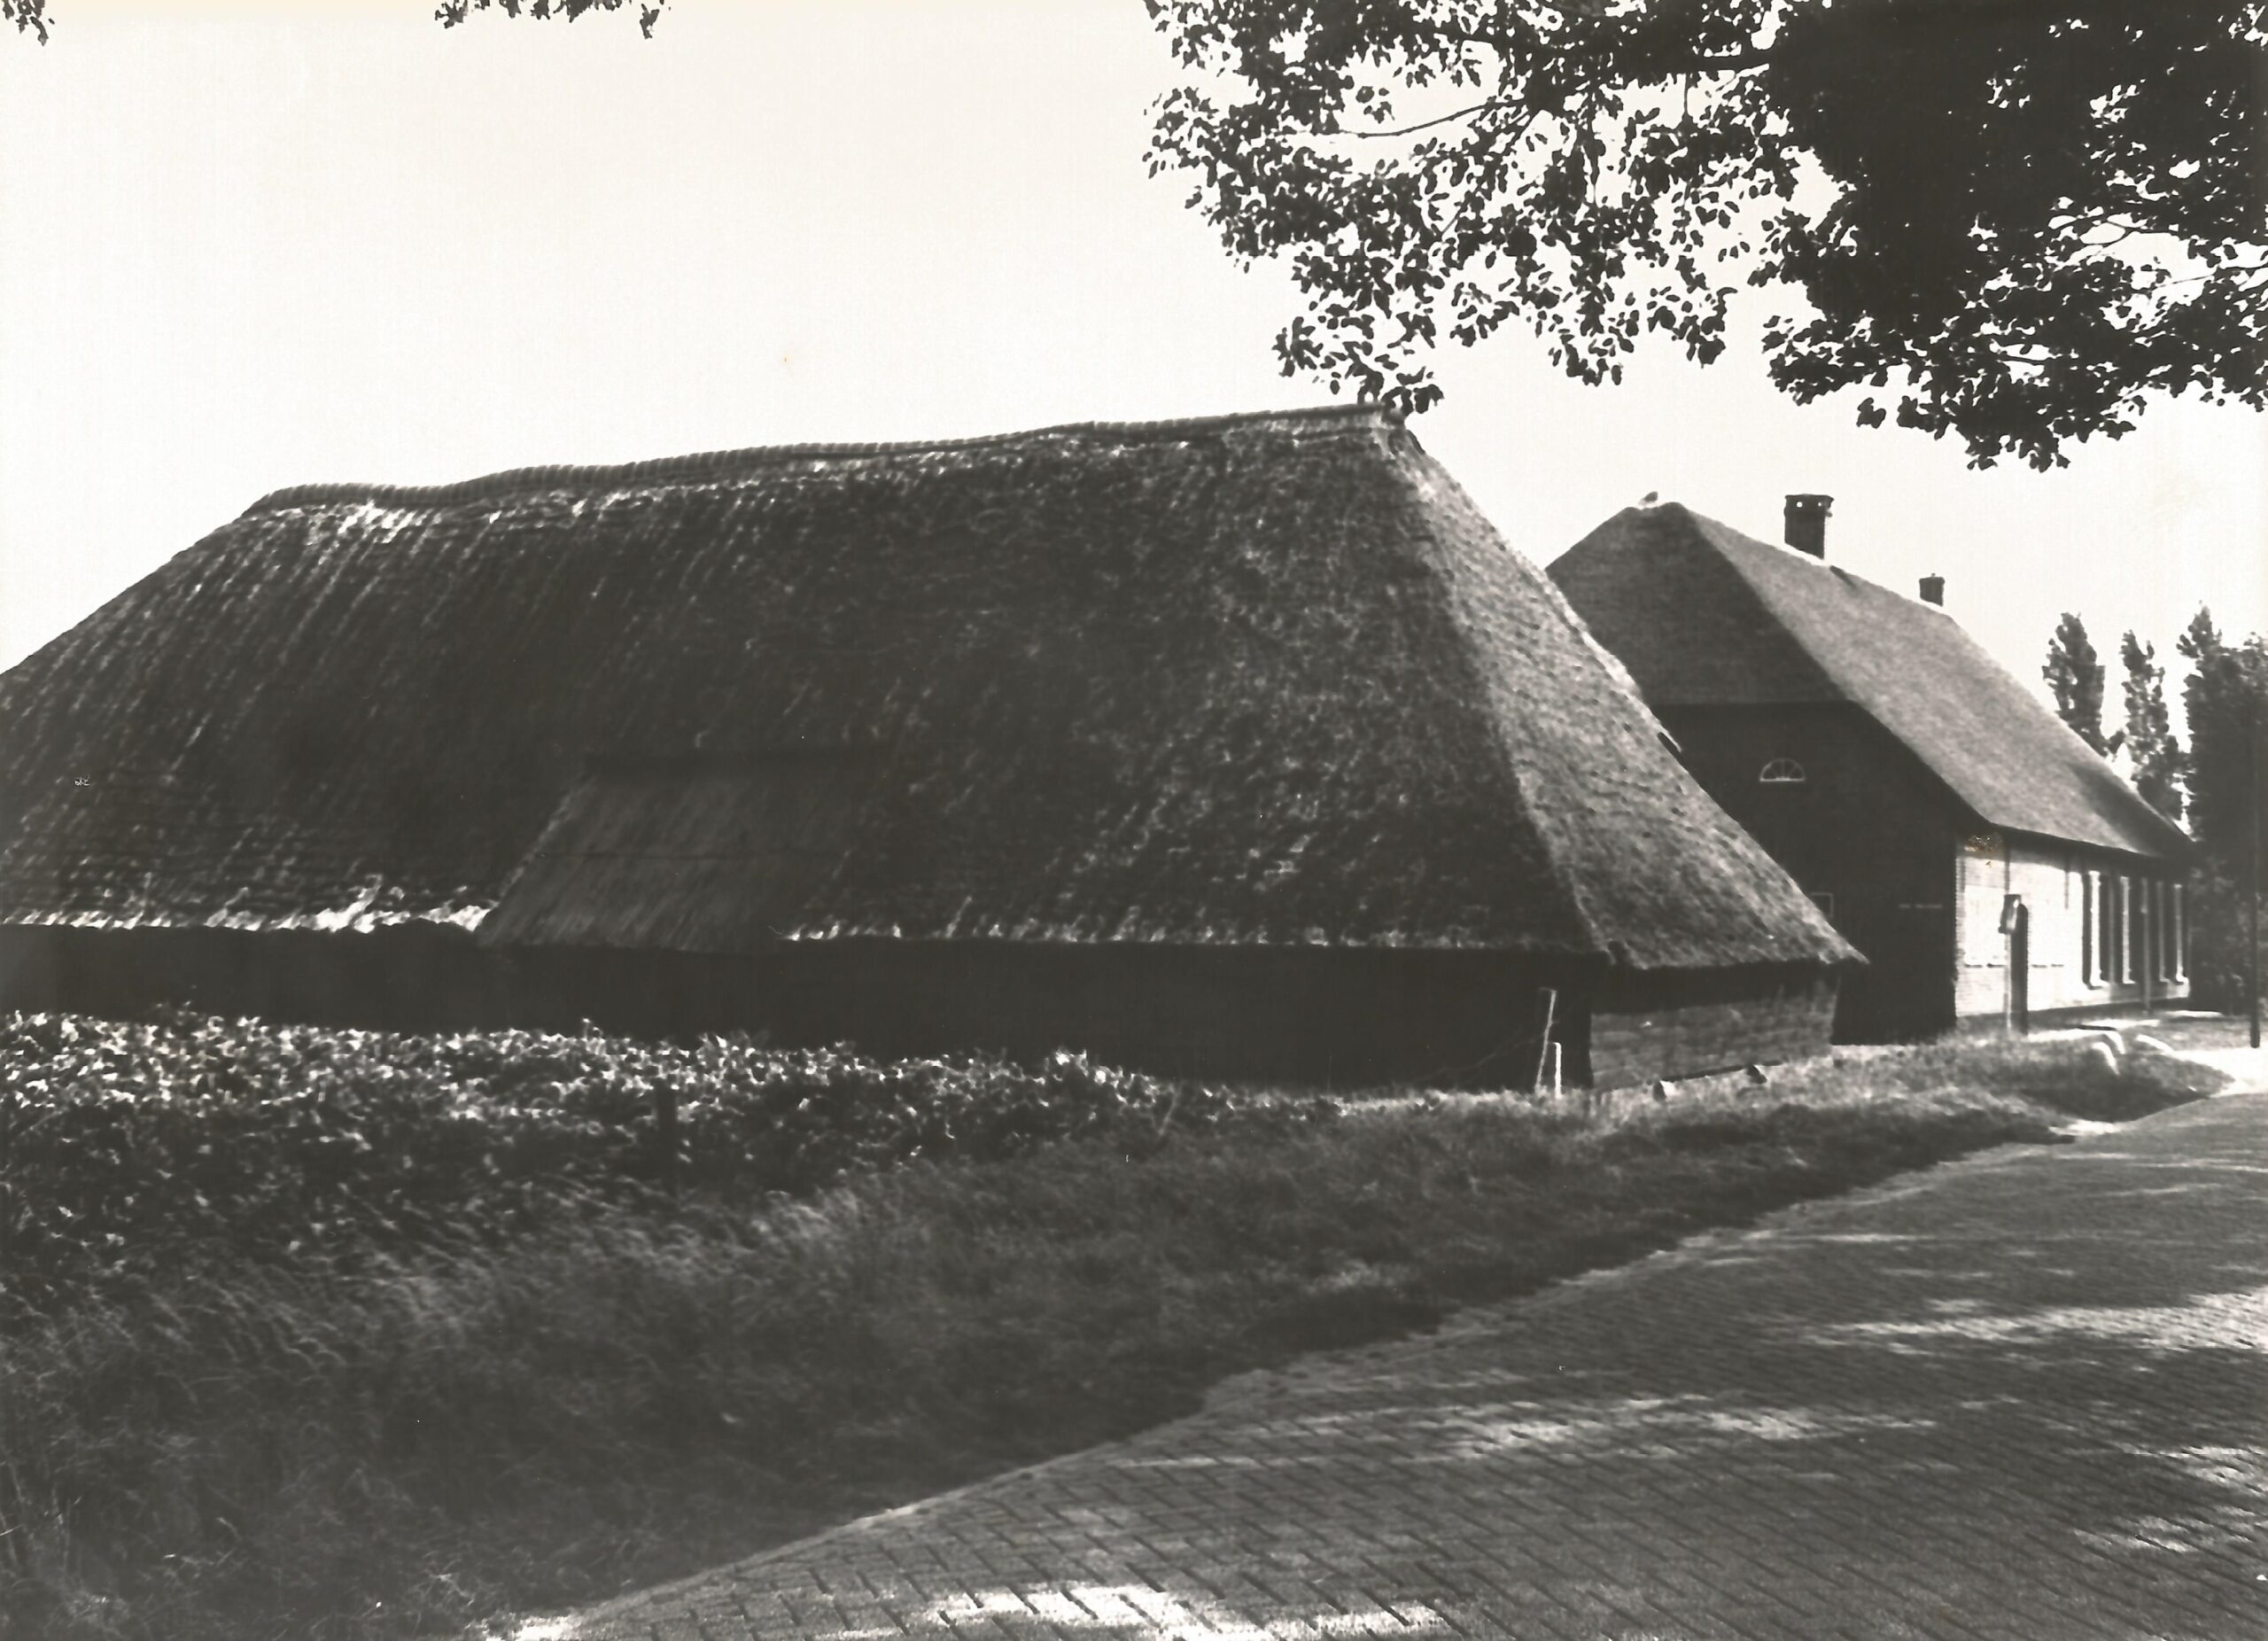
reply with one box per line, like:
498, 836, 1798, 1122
0, 926, 1841, 1089
1588, 964, 1841, 1088
0, 924, 511, 1033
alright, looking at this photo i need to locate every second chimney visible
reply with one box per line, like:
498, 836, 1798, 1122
1920, 574, 1945, 606
1783, 494, 1832, 558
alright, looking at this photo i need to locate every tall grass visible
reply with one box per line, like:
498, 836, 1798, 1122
0, 1023, 2224, 1641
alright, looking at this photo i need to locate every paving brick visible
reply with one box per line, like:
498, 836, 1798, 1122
538, 1085, 2268, 1641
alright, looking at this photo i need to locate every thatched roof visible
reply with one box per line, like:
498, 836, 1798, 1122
1550, 503, 2190, 862
0, 408, 1851, 970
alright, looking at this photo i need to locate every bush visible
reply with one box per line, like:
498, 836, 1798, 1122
0, 1010, 1333, 1302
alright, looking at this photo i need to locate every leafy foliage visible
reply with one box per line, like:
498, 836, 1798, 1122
435, 0, 663, 34
1146, 0, 2268, 467
2118, 630, 2184, 820
0, 1010, 1330, 1303
2045, 611, 2109, 755
0, 0, 668, 43
2176, 608, 2268, 1007
2179, 608, 2268, 861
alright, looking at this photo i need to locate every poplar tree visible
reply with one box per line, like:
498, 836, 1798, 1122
2044, 613, 2109, 755
2118, 632, 2184, 820
2176, 609, 2268, 1008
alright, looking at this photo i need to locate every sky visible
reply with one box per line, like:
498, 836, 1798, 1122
3, 0, 2263, 728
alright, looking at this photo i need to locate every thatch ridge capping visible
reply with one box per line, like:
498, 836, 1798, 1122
241, 402, 1400, 517
1643, 501, 1956, 618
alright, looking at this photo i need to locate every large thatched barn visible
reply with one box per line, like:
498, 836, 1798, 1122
0, 407, 1853, 1085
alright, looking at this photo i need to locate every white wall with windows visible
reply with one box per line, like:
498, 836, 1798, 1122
1955, 831, 2186, 1020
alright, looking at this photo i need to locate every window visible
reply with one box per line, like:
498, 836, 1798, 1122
1759, 757, 1806, 784
2095, 871, 2113, 989
2080, 871, 2096, 986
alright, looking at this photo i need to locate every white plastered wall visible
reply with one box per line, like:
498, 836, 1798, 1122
1953, 830, 2186, 1021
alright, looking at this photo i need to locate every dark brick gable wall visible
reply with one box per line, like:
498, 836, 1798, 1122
1652, 703, 1960, 1040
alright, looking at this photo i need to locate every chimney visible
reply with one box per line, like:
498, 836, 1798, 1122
1783, 494, 1832, 558
1919, 574, 1945, 606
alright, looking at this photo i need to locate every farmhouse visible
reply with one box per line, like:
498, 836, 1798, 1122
0, 407, 1853, 1085
1550, 497, 2192, 1041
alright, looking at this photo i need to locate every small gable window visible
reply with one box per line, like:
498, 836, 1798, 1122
1759, 758, 1806, 785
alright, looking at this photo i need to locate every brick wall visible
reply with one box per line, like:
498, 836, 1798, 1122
1653, 703, 1956, 1040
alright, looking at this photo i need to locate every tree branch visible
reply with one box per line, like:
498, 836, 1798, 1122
1348, 99, 1509, 139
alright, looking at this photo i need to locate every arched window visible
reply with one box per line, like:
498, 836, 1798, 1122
1759, 758, 1806, 784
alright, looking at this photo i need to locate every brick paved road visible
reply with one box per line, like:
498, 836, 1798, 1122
536, 1084, 2268, 1641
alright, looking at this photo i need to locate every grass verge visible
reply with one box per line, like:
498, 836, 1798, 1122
0, 1024, 2226, 1641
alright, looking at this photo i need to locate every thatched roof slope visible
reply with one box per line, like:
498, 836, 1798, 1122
1551, 503, 2190, 862
0, 408, 1851, 968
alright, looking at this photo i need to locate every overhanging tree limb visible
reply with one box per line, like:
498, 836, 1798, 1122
1147, 0, 2268, 465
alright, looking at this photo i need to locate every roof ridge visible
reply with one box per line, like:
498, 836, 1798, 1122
240, 402, 1399, 518
1674, 502, 1956, 616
